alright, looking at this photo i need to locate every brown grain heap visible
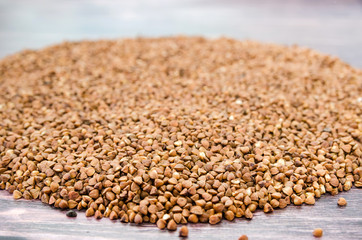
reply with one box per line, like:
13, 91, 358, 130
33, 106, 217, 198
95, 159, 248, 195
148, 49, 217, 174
0, 37, 361, 230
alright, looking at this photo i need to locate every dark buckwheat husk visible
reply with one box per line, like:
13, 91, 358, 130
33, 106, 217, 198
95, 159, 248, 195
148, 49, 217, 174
66, 210, 77, 217
0, 37, 361, 230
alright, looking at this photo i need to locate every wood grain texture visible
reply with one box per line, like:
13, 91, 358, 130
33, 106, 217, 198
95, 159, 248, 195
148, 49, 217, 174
0, 0, 361, 239
1, 189, 361, 240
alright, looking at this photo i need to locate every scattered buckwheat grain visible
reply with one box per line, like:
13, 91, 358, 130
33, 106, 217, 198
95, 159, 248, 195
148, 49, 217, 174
179, 226, 189, 237
313, 228, 323, 238
238, 235, 248, 240
337, 197, 347, 206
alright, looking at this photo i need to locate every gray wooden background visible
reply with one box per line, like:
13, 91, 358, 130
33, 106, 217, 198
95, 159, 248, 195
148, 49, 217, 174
0, 0, 361, 239
1, 189, 362, 240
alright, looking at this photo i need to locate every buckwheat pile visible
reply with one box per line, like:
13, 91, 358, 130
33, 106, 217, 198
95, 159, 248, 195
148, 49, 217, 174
0, 37, 361, 230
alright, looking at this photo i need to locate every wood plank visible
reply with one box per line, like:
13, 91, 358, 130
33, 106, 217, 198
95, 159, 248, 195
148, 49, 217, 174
1, 188, 361, 240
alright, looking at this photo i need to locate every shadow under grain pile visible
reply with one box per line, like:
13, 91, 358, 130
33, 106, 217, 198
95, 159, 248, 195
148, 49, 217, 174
0, 37, 361, 231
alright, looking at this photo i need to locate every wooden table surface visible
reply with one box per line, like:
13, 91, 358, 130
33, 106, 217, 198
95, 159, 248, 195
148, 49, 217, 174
1, 189, 361, 240
0, 0, 361, 239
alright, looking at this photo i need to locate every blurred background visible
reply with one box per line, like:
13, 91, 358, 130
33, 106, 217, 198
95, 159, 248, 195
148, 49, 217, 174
0, 0, 361, 68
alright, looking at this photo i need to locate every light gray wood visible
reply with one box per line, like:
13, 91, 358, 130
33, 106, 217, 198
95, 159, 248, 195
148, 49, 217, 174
0, 189, 361, 240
